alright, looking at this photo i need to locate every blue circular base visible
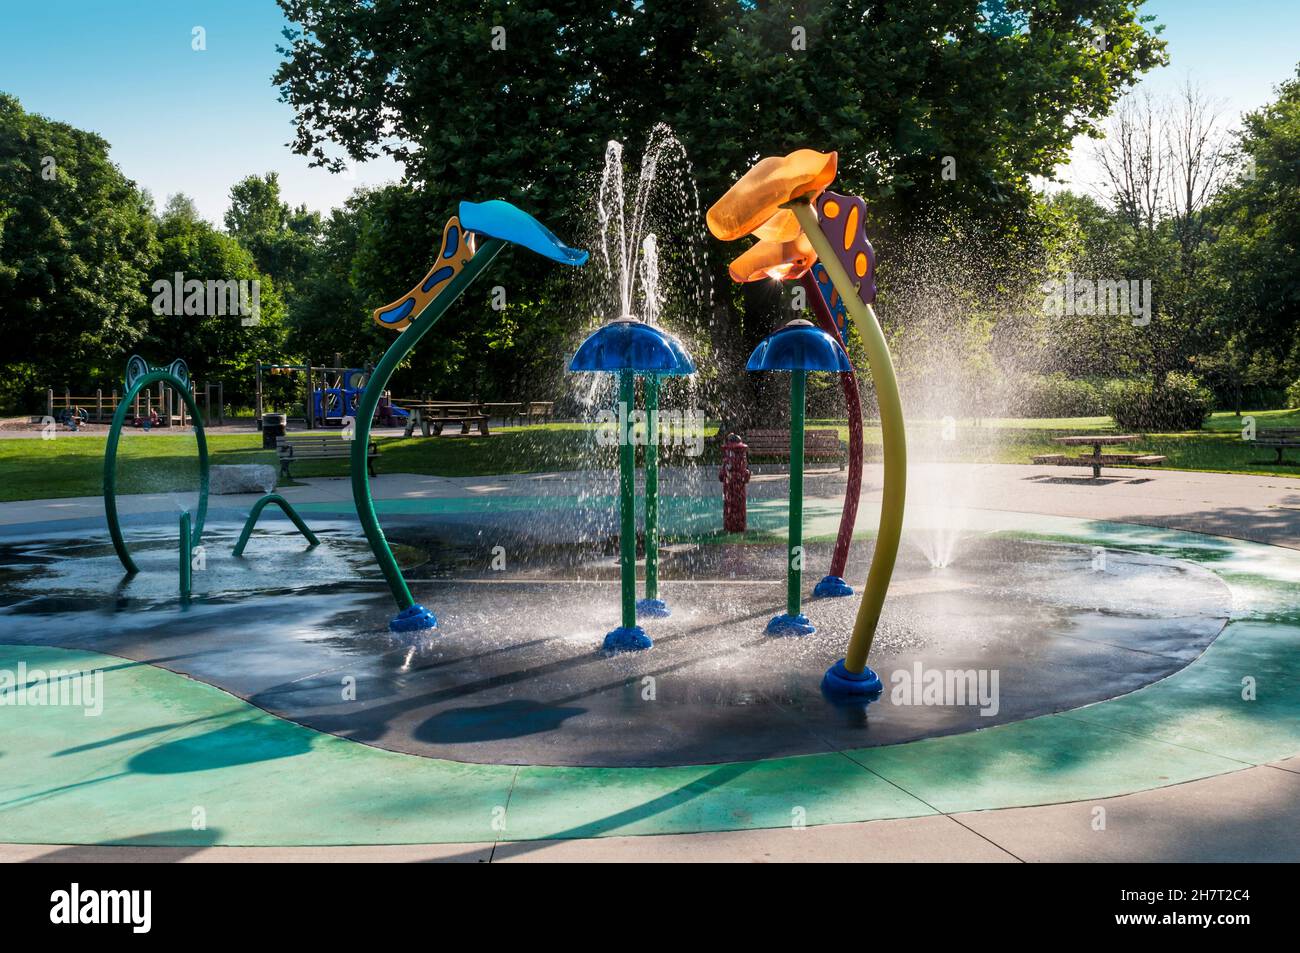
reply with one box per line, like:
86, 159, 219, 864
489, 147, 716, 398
813, 575, 854, 598
390, 604, 438, 633
766, 613, 816, 636
603, 625, 652, 653
635, 598, 672, 619
821, 658, 883, 696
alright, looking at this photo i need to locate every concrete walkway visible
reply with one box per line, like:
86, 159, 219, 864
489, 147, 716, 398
9, 462, 1299, 549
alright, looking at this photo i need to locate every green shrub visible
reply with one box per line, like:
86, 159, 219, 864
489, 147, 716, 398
1287, 379, 1300, 410
1013, 375, 1106, 417
1106, 373, 1213, 431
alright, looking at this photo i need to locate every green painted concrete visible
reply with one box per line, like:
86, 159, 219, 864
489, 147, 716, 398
1, 513, 1298, 846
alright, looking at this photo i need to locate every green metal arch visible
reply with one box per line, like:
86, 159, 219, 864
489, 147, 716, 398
104, 369, 210, 575
232, 493, 319, 557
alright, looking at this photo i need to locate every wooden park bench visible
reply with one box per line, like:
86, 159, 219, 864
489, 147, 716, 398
1032, 434, 1165, 478
277, 433, 378, 479
743, 429, 846, 469
520, 401, 554, 426
1255, 428, 1300, 463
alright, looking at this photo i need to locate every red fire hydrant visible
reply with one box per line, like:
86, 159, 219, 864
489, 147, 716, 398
719, 432, 751, 533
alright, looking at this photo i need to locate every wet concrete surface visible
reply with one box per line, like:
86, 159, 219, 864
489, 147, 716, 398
0, 512, 1230, 767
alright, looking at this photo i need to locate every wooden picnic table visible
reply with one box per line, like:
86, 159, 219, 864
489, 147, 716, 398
398, 400, 489, 437
399, 400, 480, 415
1051, 434, 1141, 478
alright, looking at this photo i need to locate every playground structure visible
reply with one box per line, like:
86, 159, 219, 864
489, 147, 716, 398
47, 149, 1293, 839
103, 356, 210, 578
254, 361, 409, 429
98, 153, 904, 696
46, 379, 225, 427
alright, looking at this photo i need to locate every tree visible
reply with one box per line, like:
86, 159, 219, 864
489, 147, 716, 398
1090, 81, 1233, 384
1207, 66, 1300, 398
0, 93, 156, 412
145, 195, 288, 399
225, 171, 322, 297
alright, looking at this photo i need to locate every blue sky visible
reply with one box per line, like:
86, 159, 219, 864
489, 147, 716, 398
1, 1, 1296, 222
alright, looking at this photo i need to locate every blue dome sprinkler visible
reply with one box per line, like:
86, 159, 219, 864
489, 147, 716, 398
571, 317, 693, 651
746, 319, 852, 636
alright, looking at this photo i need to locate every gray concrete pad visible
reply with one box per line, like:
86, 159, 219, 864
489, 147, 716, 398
0, 842, 492, 863
491, 815, 1018, 862
952, 765, 1300, 862
1268, 754, 1300, 774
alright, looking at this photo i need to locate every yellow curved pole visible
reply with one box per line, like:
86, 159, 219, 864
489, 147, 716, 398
789, 199, 906, 672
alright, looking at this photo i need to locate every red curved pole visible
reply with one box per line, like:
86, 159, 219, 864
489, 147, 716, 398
799, 270, 863, 581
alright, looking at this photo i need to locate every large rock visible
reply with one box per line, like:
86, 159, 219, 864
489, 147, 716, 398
209, 464, 277, 495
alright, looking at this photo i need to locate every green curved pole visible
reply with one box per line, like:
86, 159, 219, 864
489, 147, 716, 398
787, 369, 806, 616
644, 374, 660, 601
618, 370, 637, 628
232, 493, 320, 557
104, 370, 210, 575
352, 238, 506, 611
791, 200, 906, 673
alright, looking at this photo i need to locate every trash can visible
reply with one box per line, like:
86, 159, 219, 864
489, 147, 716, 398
262, 413, 286, 449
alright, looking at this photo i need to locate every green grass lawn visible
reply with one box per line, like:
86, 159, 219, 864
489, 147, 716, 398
1, 411, 1296, 503
0, 424, 706, 502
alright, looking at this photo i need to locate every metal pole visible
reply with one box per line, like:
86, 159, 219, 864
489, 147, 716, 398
791, 201, 906, 673
787, 369, 806, 616
179, 510, 192, 599
351, 239, 506, 617
799, 269, 862, 591
618, 369, 637, 629
644, 374, 660, 602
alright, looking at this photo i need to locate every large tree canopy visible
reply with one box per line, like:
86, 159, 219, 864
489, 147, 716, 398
0, 93, 156, 408
275, 0, 1167, 235
273, 0, 1167, 411
1210, 68, 1300, 367
145, 197, 287, 399
225, 171, 323, 298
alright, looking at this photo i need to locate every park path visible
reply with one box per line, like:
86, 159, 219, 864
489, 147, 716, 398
6, 462, 1299, 549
